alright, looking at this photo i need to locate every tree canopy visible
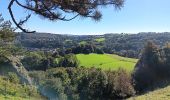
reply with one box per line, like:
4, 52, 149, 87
7, 0, 124, 33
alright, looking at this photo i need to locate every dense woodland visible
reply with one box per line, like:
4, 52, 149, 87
16, 32, 170, 58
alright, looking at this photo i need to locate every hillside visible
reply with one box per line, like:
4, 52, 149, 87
128, 86, 170, 100
0, 76, 46, 100
76, 54, 138, 71
0, 57, 46, 100
16, 32, 170, 58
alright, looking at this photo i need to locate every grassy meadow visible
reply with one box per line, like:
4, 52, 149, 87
76, 54, 138, 71
95, 38, 105, 42
0, 96, 46, 100
128, 86, 170, 100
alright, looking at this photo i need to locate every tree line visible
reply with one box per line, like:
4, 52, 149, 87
15, 32, 170, 58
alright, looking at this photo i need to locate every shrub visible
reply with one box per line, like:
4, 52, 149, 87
78, 68, 108, 100
105, 69, 135, 99
55, 54, 79, 67
30, 67, 135, 100
0, 76, 39, 98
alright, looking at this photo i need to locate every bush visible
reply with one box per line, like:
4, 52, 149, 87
22, 51, 50, 71
77, 68, 108, 100
0, 76, 39, 98
41, 78, 67, 100
54, 54, 79, 67
105, 69, 135, 99
30, 67, 135, 100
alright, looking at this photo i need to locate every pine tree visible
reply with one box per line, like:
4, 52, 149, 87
7, 0, 124, 33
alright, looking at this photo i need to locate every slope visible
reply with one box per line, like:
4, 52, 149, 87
76, 54, 138, 71
128, 85, 170, 100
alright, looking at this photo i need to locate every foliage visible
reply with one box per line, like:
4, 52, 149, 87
22, 51, 79, 70
105, 69, 135, 99
70, 44, 104, 54
21, 51, 46, 71
0, 14, 19, 60
133, 41, 170, 92
7, 0, 124, 33
30, 67, 135, 100
0, 15, 46, 99
0, 14, 15, 42
16, 32, 170, 58
0, 76, 42, 99
55, 54, 79, 67
41, 78, 67, 100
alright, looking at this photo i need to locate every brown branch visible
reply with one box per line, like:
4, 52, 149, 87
8, 0, 35, 33
7, 0, 124, 33
42, 1, 80, 21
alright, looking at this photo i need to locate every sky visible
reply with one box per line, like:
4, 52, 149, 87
0, 0, 170, 35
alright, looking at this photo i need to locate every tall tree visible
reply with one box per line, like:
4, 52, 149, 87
7, 0, 124, 33
0, 14, 16, 58
133, 41, 162, 92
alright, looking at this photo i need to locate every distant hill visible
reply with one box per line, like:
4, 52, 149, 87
15, 32, 170, 58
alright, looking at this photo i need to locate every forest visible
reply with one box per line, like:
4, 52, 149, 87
16, 32, 170, 58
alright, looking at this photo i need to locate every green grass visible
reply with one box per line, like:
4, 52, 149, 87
95, 38, 105, 42
76, 54, 138, 71
79, 41, 87, 45
128, 86, 170, 100
0, 95, 46, 100
0, 76, 46, 100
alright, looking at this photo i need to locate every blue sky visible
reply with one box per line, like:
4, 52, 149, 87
1, 0, 170, 35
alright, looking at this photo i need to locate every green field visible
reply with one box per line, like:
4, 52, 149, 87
76, 54, 138, 71
128, 86, 170, 100
95, 38, 105, 42
79, 41, 87, 45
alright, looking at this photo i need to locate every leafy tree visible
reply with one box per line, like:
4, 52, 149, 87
71, 44, 104, 54
105, 69, 135, 99
55, 54, 79, 67
0, 14, 17, 63
133, 41, 161, 92
161, 43, 170, 77
132, 41, 170, 92
78, 68, 108, 100
0, 14, 15, 42
21, 51, 46, 70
